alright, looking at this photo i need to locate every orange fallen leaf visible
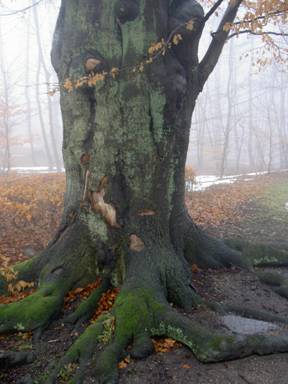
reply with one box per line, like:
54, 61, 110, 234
118, 356, 131, 369
152, 338, 181, 353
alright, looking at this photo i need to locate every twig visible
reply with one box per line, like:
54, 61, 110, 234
0, 0, 44, 17
228, 30, 288, 40
204, 0, 225, 22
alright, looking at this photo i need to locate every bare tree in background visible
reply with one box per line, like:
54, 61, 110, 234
32, 0, 61, 171
0, 20, 11, 172
219, 39, 234, 178
25, 12, 37, 166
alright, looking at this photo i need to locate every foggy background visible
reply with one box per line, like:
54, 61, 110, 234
0, 0, 287, 177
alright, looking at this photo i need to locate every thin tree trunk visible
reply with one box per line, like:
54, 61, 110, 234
219, 40, 234, 178
247, 39, 255, 170
279, 73, 288, 168
267, 106, 273, 173
32, 0, 61, 171
0, 22, 11, 172
35, 52, 53, 169
235, 123, 245, 173
25, 14, 37, 166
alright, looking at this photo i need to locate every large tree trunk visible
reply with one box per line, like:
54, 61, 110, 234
49, 0, 213, 292
3, 1, 288, 383
48, 0, 245, 298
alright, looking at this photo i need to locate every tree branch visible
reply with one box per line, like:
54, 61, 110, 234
198, 0, 243, 90
0, 0, 44, 17
203, 0, 225, 22
231, 8, 288, 26
228, 29, 288, 40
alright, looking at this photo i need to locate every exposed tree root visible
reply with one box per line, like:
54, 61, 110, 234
45, 284, 288, 384
46, 313, 113, 384
157, 309, 288, 362
2, 211, 288, 383
0, 281, 68, 333
10, 257, 40, 286
177, 211, 250, 269
257, 271, 288, 299
0, 256, 40, 296
0, 221, 102, 333
225, 239, 288, 268
0, 350, 34, 369
176, 210, 288, 272
46, 288, 166, 384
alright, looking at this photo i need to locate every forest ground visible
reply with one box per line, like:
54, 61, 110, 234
1, 171, 288, 384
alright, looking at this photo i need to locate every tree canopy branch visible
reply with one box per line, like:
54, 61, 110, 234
198, 0, 243, 90
203, 0, 225, 22
228, 29, 288, 40
0, 0, 44, 17
231, 8, 288, 26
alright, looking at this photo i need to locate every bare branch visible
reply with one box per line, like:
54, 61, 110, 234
228, 30, 288, 40
198, 0, 243, 89
204, 0, 225, 22
0, 0, 44, 17
231, 8, 288, 26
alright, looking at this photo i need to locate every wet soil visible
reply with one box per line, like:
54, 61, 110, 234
1, 172, 288, 383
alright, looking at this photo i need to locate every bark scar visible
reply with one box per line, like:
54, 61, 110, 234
90, 176, 120, 229
129, 234, 145, 252
84, 58, 101, 72
83, 169, 91, 201
138, 209, 156, 216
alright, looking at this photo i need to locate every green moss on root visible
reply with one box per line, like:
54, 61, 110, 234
0, 283, 65, 333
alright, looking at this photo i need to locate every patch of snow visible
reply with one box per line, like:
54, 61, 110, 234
187, 168, 288, 192
187, 174, 238, 192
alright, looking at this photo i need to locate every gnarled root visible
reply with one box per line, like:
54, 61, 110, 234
156, 308, 288, 362
46, 288, 165, 384
46, 313, 113, 384
225, 239, 288, 267
257, 271, 288, 299
0, 350, 34, 369
173, 211, 250, 269
3, 212, 288, 384
0, 221, 100, 333
0, 255, 40, 296
46, 283, 288, 384
174, 210, 288, 271
0, 281, 67, 333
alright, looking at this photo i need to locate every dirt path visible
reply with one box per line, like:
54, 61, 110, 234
1, 172, 288, 383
